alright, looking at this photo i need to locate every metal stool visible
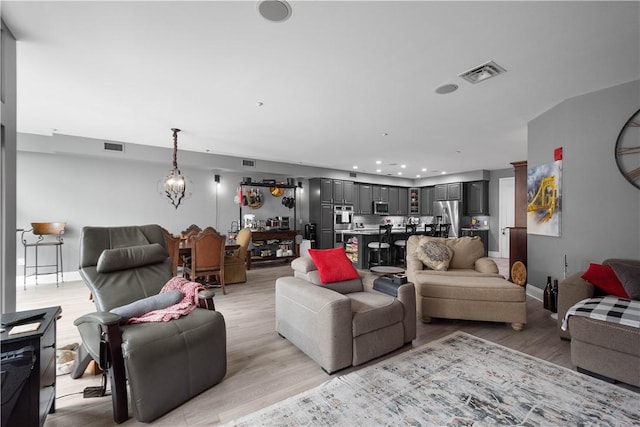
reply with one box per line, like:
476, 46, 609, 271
393, 224, 417, 266
21, 222, 65, 289
367, 224, 393, 268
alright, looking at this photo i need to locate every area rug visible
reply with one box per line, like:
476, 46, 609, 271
229, 332, 639, 426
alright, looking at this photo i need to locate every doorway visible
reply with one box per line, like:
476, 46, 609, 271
499, 177, 515, 258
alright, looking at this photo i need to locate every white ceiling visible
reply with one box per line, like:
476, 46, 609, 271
3, 1, 639, 179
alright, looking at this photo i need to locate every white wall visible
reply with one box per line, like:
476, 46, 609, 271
527, 80, 640, 289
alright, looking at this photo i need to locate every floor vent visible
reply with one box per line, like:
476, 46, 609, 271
242, 159, 256, 167
104, 142, 124, 152
459, 60, 506, 84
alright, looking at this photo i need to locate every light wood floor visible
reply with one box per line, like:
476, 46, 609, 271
14, 262, 635, 426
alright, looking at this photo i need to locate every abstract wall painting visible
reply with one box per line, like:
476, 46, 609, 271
527, 160, 562, 237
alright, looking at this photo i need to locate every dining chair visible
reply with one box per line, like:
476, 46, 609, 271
224, 227, 252, 284
184, 227, 227, 294
161, 227, 181, 276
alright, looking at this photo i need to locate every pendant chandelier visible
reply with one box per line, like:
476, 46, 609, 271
161, 128, 191, 209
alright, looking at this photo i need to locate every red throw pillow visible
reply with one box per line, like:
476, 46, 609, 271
581, 263, 630, 298
308, 247, 360, 284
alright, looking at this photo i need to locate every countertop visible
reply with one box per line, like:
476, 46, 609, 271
460, 227, 490, 231
336, 228, 412, 235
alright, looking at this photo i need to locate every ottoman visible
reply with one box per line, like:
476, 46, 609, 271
416, 275, 527, 331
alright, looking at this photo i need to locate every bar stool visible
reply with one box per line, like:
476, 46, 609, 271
367, 224, 393, 268
393, 224, 417, 266
21, 222, 65, 289
440, 223, 451, 238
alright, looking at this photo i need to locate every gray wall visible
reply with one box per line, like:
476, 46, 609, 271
527, 80, 640, 289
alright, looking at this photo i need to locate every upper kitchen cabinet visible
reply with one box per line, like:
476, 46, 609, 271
464, 180, 489, 215
388, 187, 408, 215
311, 178, 354, 205
371, 185, 389, 202
409, 188, 420, 215
420, 186, 434, 215
357, 184, 373, 214
434, 182, 462, 201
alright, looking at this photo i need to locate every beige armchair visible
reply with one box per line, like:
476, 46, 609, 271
224, 228, 251, 284
276, 257, 416, 374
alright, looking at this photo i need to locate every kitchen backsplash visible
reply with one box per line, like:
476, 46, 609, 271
353, 214, 490, 230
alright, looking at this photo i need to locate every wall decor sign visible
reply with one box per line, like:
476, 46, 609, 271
527, 160, 562, 237
614, 108, 640, 190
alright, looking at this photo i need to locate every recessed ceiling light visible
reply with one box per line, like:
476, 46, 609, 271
401, 164, 406, 169
352, 165, 358, 169
397, 172, 402, 175
435, 83, 459, 95
257, 0, 292, 23
441, 171, 447, 175
376, 160, 382, 164
256, 101, 264, 107
416, 174, 421, 178
376, 169, 382, 173
421, 168, 427, 172
382, 132, 389, 137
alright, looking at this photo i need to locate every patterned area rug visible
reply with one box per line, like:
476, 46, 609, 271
230, 332, 639, 426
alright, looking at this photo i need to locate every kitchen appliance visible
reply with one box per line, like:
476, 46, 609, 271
432, 200, 462, 238
243, 214, 256, 229
304, 223, 317, 249
373, 201, 389, 215
334, 205, 353, 230
277, 216, 290, 230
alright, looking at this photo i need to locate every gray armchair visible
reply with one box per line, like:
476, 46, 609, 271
74, 225, 226, 423
276, 257, 416, 374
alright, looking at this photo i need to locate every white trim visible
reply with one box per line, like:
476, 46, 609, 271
488, 250, 501, 258
527, 285, 543, 302
16, 271, 82, 287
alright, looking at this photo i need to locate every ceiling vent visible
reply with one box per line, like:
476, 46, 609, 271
458, 60, 506, 84
242, 159, 256, 167
104, 142, 124, 152
349, 172, 357, 178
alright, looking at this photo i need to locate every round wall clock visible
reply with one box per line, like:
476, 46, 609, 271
615, 108, 640, 189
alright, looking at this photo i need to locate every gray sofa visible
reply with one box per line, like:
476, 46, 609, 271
406, 235, 526, 330
557, 259, 640, 387
275, 257, 416, 374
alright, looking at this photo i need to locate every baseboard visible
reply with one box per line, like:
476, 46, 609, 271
488, 251, 501, 258
527, 284, 543, 302
16, 271, 82, 287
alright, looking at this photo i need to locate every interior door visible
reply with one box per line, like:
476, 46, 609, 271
499, 177, 515, 258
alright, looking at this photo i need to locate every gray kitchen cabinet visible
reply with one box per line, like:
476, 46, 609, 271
464, 180, 489, 215
388, 187, 399, 214
342, 181, 355, 204
398, 187, 408, 215
435, 182, 462, 201
420, 186, 434, 215
318, 178, 333, 204
358, 184, 373, 214
409, 188, 420, 215
332, 179, 343, 203
372, 185, 389, 202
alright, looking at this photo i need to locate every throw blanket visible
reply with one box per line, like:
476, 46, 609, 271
128, 277, 204, 324
562, 296, 640, 331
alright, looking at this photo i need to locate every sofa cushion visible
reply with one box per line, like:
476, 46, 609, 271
416, 240, 452, 271
609, 261, 640, 300
582, 263, 629, 299
446, 236, 485, 270
349, 292, 404, 337
308, 247, 360, 284
97, 243, 168, 273
291, 256, 317, 274
110, 290, 183, 323
416, 274, 525, 302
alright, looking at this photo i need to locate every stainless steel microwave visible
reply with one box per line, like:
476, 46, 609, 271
373, 201, 389, 215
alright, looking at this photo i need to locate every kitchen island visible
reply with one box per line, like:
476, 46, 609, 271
337, 228, 413, 270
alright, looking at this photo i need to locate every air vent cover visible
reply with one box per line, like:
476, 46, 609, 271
104, 142, 124, 152
242, 159, 256, 167
459, 60, 506, 84
349, 172, 357, 178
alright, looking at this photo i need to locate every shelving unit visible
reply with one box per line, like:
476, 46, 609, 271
344, 236, 359, 263
238, 181, 298, 231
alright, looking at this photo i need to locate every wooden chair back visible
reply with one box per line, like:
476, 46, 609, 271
234, 228, 252, 264
180, 224, 202, 247
161, 227, 181, 276
32, 222, 66, 237
189, 227, 226, 294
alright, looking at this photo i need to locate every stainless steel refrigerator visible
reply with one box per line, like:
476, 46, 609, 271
432, 200, 462, 238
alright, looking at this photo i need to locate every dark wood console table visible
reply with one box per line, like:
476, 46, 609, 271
1, 306, 61, 427
249, 230, 299, 268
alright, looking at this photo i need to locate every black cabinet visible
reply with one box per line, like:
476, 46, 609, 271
312, 178, 354, 205
1, 306, 61, 427
464, 180, 489, 215
320, 179, 333, 204
460, 229, 489, 256
435, 182, 462, 201
342, 181, 355, 204
420, 186, 434, 215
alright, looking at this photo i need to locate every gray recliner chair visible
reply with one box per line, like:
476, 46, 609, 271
74, 224, 226, 423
